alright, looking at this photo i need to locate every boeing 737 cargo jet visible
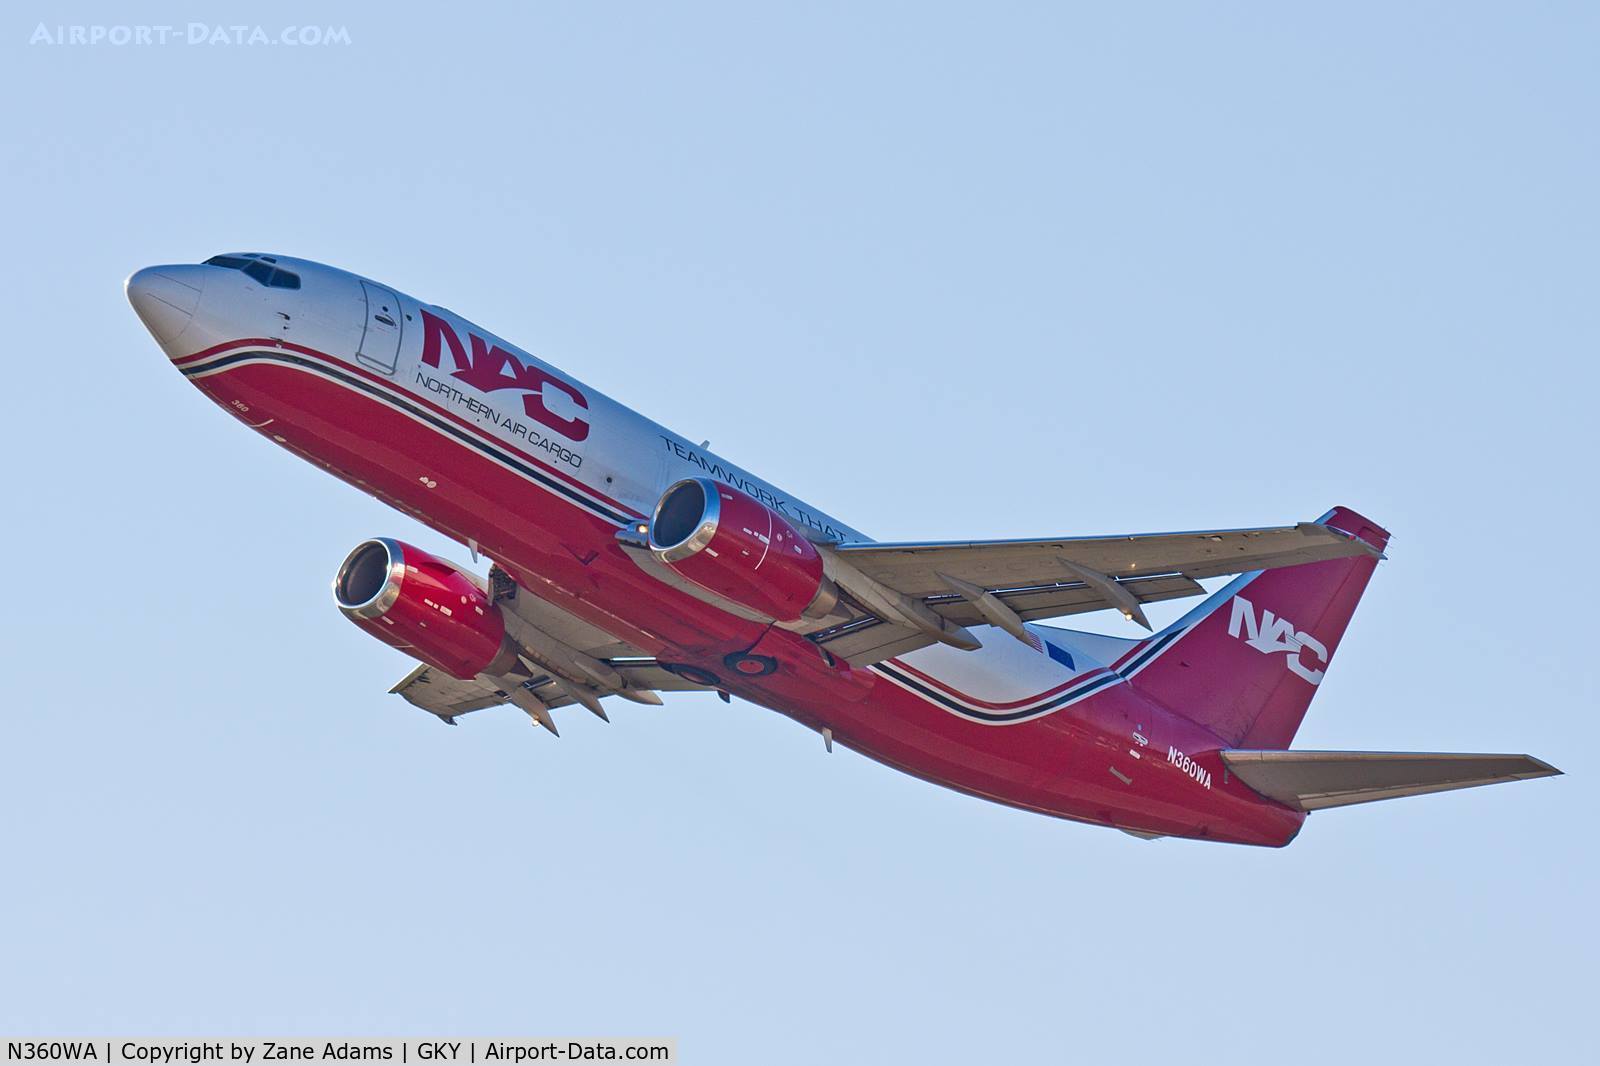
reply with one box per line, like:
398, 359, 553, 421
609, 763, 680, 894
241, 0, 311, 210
127, 253, 1560, 846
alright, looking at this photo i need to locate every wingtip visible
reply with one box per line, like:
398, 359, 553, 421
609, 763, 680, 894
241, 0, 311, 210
1312, 507, 1392, 555
1522, 755, 1563, 778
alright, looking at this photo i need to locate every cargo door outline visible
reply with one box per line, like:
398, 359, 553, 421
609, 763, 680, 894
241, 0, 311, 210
357, 280, 404, 373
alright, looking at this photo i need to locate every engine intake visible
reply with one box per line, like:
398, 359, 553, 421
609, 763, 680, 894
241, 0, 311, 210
648, 478, 837, 623
333, 538, 517, 679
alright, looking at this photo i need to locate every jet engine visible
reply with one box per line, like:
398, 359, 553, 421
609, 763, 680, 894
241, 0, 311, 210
333, 537, 518, 679
647, 477, 838, 622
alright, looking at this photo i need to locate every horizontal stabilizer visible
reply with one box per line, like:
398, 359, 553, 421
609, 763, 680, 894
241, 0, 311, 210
1221, 750, 1561, 811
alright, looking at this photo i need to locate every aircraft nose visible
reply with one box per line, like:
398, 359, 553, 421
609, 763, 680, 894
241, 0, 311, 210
126, 265, 207, 345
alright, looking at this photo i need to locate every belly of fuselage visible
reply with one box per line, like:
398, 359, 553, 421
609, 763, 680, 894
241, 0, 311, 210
175, 339, 1303, 846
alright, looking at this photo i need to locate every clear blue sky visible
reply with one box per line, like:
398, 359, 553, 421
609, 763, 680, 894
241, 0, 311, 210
2, 3, 1594, 1061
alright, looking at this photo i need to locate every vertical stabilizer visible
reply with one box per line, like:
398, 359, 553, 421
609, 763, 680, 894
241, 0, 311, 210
1128, 507, 1388, 749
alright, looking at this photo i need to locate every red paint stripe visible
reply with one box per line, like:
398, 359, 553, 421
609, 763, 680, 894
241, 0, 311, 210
180, 337, 641, 517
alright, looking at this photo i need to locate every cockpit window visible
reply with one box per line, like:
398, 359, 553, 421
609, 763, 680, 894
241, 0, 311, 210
242, 260, 275, 285
205, 253, 300, 289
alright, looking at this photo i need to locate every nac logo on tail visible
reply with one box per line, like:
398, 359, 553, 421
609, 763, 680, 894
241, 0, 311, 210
1226, 595, 1327, 685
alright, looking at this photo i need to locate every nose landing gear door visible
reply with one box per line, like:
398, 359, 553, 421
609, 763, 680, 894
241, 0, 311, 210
356, 280, 404, 374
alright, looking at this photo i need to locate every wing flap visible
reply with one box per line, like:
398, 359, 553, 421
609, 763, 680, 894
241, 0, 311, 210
391, 658, 703, 723
391, 665, 509, 721
1221, 750, 1561, 811
814, 620, 939, 667
933, 572, 1205, 626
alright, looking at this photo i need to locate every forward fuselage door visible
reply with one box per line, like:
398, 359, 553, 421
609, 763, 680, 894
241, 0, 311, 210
357, 280, 404, 373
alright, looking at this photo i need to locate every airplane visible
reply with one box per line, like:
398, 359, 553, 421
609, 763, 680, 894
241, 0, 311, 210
126, 252, 1561, 846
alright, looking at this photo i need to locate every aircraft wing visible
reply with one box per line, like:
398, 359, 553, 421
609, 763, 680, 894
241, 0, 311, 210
810, 519, 1378, 665
388, 565, 709, 731
391, 657, 703, 725
1221, 750, 1562, 810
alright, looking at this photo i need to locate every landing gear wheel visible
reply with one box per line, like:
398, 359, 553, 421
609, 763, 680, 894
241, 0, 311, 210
723, 652, 778, 677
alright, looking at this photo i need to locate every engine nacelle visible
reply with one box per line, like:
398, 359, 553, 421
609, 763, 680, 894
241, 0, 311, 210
647, 478, 838, 623
333, 538, 518, 680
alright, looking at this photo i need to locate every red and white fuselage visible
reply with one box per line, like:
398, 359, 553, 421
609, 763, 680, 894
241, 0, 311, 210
126, 253, 1554, 846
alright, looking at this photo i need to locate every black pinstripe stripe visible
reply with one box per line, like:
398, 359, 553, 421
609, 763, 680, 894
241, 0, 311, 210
872, 661, 1124, 722
1114, 628, 1184, 678
871, 622, 1188, 723
185, 348, 634, 526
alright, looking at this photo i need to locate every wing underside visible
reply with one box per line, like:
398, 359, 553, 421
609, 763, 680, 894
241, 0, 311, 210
808, 519, 1378, 665
388, 566, 709, 729
391, 657, 701, 723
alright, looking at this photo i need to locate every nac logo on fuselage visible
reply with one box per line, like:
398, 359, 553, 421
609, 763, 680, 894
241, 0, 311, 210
1226, 595, 1327, 685
418, 309, 590, 442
